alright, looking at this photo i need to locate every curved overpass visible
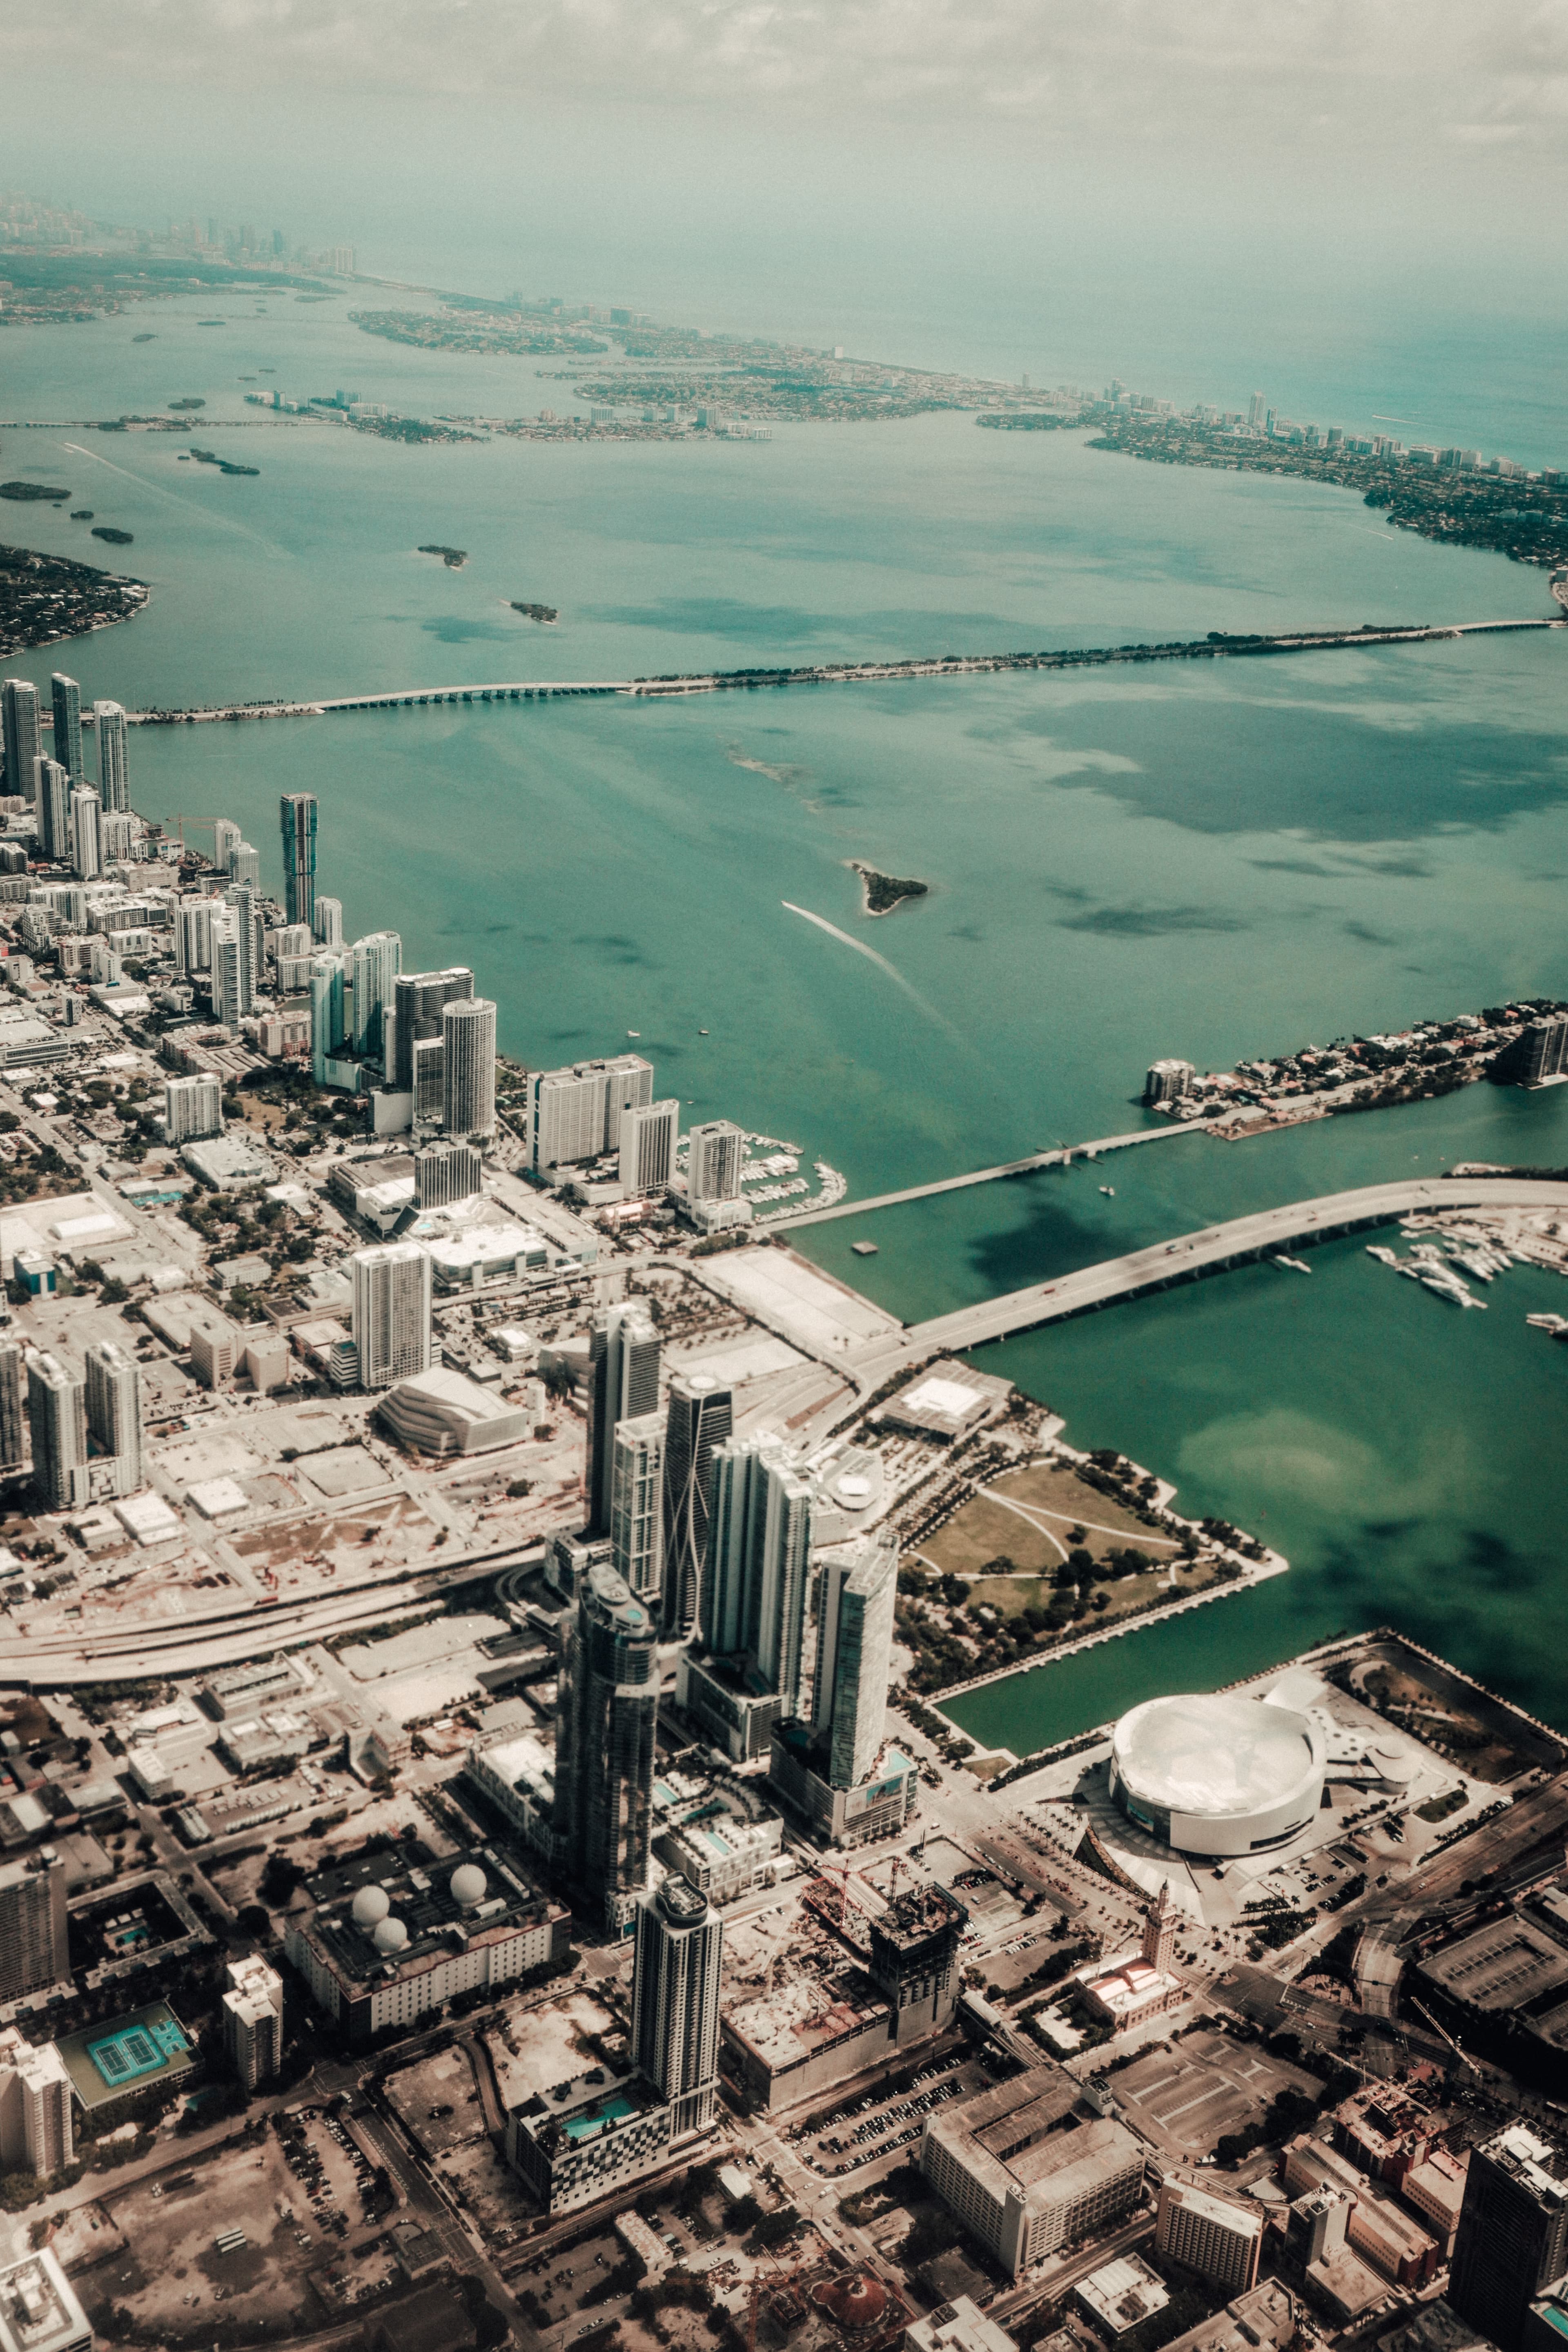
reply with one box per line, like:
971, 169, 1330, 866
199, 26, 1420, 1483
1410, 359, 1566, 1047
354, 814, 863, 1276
894, 1176, 1568, 1357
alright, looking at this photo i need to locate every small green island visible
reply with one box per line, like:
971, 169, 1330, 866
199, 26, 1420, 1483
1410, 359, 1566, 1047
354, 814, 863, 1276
849, 859, 930, 915
418, 543, 468, 568
91, 526, 134, 546
511, 600, 558, 623
168, 397, 205, 411
190, 446, 260, 477
0, 483, 70, 503
70, 510, 93, 521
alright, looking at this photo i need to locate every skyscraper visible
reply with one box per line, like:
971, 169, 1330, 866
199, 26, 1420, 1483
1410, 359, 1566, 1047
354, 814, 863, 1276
310, 952, 346, 1082
811, 1532, 898, 1790
164, 1073, 223, 1144
392, 967, 474, 1091
175, 898, 217, 976
69, 788, 101, 881
230, 840, 261, 889
222, 1956, 284, 2089
49, 675, 82, 781
210, 907, 250, 1031
33, 759, 69, 863
93, 700, 129, 812
414, 1139, 481, 1208
0, 1855, 69, 2003
212, 818, 242, 878
280, 791, 318, 928
0, 2029, 73, 2177
0, 1341, 22, 1473
586, 1303, 660, 1536
704, 1433, 812, 1703
442, 996, 497, 1140
687, 1120, 746, 1203
411, 1036, 445, 1129
0, 681, 41, 801
553, 1559, 659, 1931
347, 931, 402, 1059
1450, 2126, 1568, 2352
350, 1243, 432, 1389
313, 894, 343, 947
610, 1413, 664, 1602
25, 1355, 88, 1511
630, 1875, 723, 2138
619, 1097, 679, 1196
527, 1054, 653, 1173
659, 1371, 732, 1640
85, 1340, 142, 1497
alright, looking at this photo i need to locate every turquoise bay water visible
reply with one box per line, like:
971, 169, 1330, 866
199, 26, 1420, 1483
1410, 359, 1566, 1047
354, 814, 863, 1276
4, 293, 1568, 1741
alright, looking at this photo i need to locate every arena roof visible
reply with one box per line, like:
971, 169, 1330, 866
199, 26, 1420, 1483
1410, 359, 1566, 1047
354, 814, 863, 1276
1112, 1693, 1321, 1821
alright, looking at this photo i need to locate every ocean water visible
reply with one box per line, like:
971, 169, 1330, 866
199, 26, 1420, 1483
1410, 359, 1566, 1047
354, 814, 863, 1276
4, 289, 1568, 1739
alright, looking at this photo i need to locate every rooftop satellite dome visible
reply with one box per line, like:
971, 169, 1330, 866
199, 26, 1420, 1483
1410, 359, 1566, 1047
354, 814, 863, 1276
352, 1886, 391, 1929
372, 1915, 409, 1955
450, 1864, 488, 1909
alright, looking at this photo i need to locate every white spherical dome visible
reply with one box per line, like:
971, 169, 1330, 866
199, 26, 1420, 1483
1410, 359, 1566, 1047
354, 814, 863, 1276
1110, 1692, 1324, 1858
352, 1886, 391, 1929
450, 1864, 487, 1908
372, 1916, 409, 1954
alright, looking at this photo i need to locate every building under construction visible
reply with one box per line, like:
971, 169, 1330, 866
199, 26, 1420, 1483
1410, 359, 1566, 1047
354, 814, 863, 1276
866, 1883, 968, 2046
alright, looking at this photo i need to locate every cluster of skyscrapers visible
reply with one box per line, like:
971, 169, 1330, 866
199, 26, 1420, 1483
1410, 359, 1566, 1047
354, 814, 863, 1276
1, 675, 133, 884
0, 1334, 143, 1508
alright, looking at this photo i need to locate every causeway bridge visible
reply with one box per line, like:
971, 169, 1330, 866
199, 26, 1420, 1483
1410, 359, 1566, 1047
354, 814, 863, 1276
117, 615, 1563, 727
769, 1118, 1205, 1231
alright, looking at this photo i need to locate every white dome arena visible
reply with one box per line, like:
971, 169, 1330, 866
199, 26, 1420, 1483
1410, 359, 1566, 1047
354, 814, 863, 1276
352, 1886, 391, 1928
1110, 1692, 1325, 1857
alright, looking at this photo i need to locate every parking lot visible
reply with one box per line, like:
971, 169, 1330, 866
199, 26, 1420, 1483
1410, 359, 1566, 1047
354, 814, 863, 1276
276, 2104, 389, 2235
1110, 2027, 1320, 2160
786, 2051, 996, 2176
384, 2044, 488, 2158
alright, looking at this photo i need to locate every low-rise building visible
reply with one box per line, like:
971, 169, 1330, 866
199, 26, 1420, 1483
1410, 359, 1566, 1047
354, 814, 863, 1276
180, 1133, 276, 1191
0, 2250, 92, 2352
504, 2067, 671, 2214
675, 1653, 784, 1765
1080, 1953, 1184, 2034
1403, 2148, 1470, 2255
768, 1724, 918, 1849
376, 1368, 531, 1457
1156, 2283, 1301, 2352
920, 2065, 1145, 2280
1074, 2253, 1169, 2339
905, 2298, 1017, 2352
722, 1965, 893, 2112
876, 1360, 1011, 1441
462, 1735, 558, 1860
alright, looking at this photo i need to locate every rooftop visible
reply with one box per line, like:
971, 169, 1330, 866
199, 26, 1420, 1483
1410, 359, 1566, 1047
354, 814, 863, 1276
723, 1964, 889, 2071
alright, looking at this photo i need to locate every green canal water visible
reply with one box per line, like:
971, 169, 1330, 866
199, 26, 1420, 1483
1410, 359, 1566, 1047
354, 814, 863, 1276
3, 292, 1567, 1743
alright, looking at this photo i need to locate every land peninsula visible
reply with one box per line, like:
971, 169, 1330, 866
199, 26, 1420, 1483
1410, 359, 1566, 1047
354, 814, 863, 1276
0, 540, 147, 658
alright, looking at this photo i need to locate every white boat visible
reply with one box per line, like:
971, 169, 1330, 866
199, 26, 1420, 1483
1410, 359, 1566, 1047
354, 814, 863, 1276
1272, 1255, 1312, 1274
1527, 1313, 1568, 1332
1366, 1245, 1399, 1265
1099, 1185, 1115, 1196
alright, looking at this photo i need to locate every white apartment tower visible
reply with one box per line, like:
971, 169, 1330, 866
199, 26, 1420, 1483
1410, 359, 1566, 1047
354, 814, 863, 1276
687, 1120, 746, 1203
0, 1342, 22, 1474
704, 1434, 814, 1710
223, 1955, 284, 2088
69, 788, 101, 881
348, 930, 402, 1060
811, 1532, 899, 1791
85, 1340, 142, 1497
93, 699, 129, 811
313, 894, 344, 947
0, 2029, 73, 2177
25, 1355, 88, 1512
619, 1097, 678, 1196
164, 1072, 223, 1145
586, 1303, 661, 1536
350, 1243, 433, 1390
527, 1054, 653, 1174
212, 818, 242, 878
443, 995, 497, 1140
630, 1875, 723, 2140
610, 1412, 664, 1602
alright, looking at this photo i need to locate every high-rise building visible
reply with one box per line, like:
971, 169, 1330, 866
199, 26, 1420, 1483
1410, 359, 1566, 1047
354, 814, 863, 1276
210, 907, 249, 1031
69, 788, 101, 882
392, 968, 474, 1091
411, 1036, 445, 1129
1451, 2126, 1568, 2352
313, 894, 343, 947
0, 1855, 69, 2003
230, 840, 261, 890
1247, 391, 1266, 428
527, 1054, 653, 1174
310, 953, 346, 1082
347, 931, 401, 1060
553, 1559, 660, 1930
660, 1372, 732, 1641
811, 1532, 898, 1790
93, 700, 129, 812
212, 818, 242, 878
49, 675, 82, 782
223, 1955, 284, 2088
443, 996, 497, 1140
279, 791, 318, 929
85, 1341, 142, 1497
0, 1341, 23, 1473
0, 2028, 73, 2177
350, 1244, 432, 1390
619, 1098, 679, 1196
414, 1139, 481, 1208
705, 1433, 813, 1703
610, 1413, 664, 1601
0, 682, 41, 801
687, 1120, 746, 1203
586, 1303, 660, 1535
25, 1355, 88, 1511
630, 1875, 723, 2138
33, 759, 69, 864
1145, 1058, 1196, 1106
1156, 2178, 1263, 2293
174, 898, 217, 975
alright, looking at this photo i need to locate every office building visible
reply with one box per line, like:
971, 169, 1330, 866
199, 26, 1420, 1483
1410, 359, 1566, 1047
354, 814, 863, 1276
411, 1036, 445, 1128
704, 1432, 811, 1698
392, 967, 473, 1091
351, 1243, 433, 1390
552, 1559, 660, 1930
0, 1855, 69, 2003
687, 1119, 746, 1204
920, 2065, 1145, 2279
1145, 1058, 1196, 1106
49, 675, 82, 782
33, 760, 69, 864
280, 792, 318, 928
610, 1413, 664, 1601
347, 931, 401, 1060
1157, 2178, 1263, 2292
313, 893, 343, 947
310, 953, 346, 1082
230, 840, 260, 889
414, 1139, 481, 1208
619, 1097, 679, 1196
187, 1307, 243, 1391
527, 1054, 653, 1173
212, 818, 241, 878
25, 1354, 88, 1511
1451, 2125, 1568, 2352
222, 1955, 284, 2088
93, 699, 129, 811
811, 1532, 898, 1790
85, 1340, 142, 1497
586, 1303, 661, 1535
630, 1874, 723, 2138
443, 995, 497, 1140
659, 1372, 733, 1640
69, 788, 101, 882
0, 2030, 73, 2177
0, 2250, 91, 2352
0, 682, 41, 800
